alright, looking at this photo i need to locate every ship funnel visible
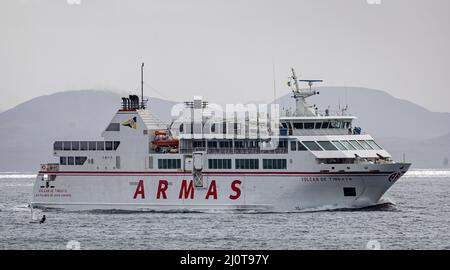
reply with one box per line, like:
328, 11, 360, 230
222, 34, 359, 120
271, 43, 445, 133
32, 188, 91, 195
122, 97, 129, 110
129, 95, 140, 110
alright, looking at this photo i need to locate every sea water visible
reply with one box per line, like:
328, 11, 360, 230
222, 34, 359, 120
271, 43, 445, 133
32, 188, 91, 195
0, 171, 449, 250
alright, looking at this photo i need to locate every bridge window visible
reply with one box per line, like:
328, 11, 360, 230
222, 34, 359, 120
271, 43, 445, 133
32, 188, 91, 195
105, 141, 113, 151
317, 141, 338, 151
304, 123, 314, 129
332, 141, 347, 151
158, 159, 181, 169
322, 122, 329, 129
80, 141, 88, 151
63, 141, 71, 151
113, 141, 121, 150
89, 142, 97, 151
290, 141, 297, 151
358, 140, 373, 150
75, 156, 87, 165
302, 141, 323, 151
293, 122, 303, 129
71, 141, 80, 151
97, 141, 105, 151
235, 159, 259, 169
54, 141, 63, 151
278, 140, 288, 149
208, 159, 232, 169
67, 156, 75, 165
297, 141, 308, 151
329, 121, 341, 129
60, 157, 67, 165
315, 122, 322, 129
349, 140, 364, 150
341, 140, 356, 150
367, 140, 382, 150
263, 159, 287, 169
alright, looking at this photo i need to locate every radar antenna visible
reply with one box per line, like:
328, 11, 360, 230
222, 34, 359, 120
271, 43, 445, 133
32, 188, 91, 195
299, 80, 323, 91
287, 68, 323, 116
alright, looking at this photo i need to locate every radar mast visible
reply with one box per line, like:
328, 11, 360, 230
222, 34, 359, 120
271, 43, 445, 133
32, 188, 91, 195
288, 68, 322, 116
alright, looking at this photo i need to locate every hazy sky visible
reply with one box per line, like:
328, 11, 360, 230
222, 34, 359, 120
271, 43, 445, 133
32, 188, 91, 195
1, 0, 449, 112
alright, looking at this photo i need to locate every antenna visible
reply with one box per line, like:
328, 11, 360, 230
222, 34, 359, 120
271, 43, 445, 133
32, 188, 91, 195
141, 62, 145, 109
291, 68, 301, 93
299, 80, 323, 92
289, 68, 323, 116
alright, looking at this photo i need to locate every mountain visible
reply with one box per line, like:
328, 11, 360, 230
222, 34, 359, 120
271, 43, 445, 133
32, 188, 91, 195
0, 88, 449, 171
275, 87, 450, 168
375, 135, 450, 169
275, 87, 450, 140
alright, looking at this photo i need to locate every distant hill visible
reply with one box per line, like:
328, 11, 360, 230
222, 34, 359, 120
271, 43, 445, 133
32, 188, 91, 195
0, 90, 175, 172
0, 88, 449, 171
275, 87, 450, 140
275, 87, 450, 168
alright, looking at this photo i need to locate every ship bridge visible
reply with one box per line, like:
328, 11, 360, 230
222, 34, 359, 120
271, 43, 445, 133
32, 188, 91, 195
280, 115, 357, 136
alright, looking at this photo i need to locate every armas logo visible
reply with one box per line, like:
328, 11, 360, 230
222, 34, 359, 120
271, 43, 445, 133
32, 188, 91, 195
122, 117, 137, 129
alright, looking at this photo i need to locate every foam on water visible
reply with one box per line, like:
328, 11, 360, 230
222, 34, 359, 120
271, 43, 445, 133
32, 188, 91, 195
0, 174, 36, 179
404, 170, 450, 178
11, 204, 31, 212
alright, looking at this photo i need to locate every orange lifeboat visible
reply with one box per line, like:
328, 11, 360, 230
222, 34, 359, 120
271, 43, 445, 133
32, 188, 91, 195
154, 130, 168, 136
152, 139, 179, 147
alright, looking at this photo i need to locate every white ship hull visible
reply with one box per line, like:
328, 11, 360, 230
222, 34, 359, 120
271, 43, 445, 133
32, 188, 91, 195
31, 164, 409, 212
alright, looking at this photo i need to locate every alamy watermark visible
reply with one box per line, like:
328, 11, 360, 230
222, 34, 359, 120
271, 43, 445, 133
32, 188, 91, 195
366, 0, 381, 5
169, 101, 281, 150
366, 240, 382, 250
66, 240, 81, 250
67, 0, 81, 5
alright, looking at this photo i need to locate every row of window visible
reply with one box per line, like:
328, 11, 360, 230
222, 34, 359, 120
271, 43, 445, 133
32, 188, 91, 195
208, 159, 232, 169
157, 158, 287, 170
235, 159, 260, 169
54, 141, 121, 151
180, 121, 351, 133
262, 159, 287, 169
291, 140, 382, 152
60, 156, 87, 166
282, 121, 351, 130
192, 140, 287, 149
158, 159, 181, 169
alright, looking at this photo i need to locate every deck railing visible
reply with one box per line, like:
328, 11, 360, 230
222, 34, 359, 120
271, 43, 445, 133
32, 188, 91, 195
179, 147, 288, 155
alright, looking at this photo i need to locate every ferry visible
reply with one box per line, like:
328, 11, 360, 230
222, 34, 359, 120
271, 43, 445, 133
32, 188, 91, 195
31, 66, 411, 211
